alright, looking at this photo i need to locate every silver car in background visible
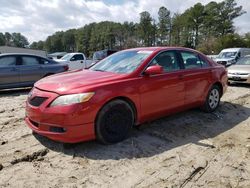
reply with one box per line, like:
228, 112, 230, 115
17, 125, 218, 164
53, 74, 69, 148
228, 55, 250, 84
0, 53, 69, 89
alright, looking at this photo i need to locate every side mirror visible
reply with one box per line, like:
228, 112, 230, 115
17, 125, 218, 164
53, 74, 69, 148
144, 65, 164, 76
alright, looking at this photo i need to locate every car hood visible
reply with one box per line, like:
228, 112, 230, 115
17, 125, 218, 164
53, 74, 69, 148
227, 65, 250, 73
215, 58, 234, 62
35, 69, 125, 94
55, 59, 68, 63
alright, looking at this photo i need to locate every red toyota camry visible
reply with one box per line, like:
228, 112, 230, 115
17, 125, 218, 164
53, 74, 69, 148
25, 47, 227, 144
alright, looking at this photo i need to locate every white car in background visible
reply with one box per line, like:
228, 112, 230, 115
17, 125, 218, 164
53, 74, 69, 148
56, 53, 92, 70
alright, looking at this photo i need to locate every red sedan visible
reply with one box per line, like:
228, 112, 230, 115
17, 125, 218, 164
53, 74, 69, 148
25, 47, 227, 144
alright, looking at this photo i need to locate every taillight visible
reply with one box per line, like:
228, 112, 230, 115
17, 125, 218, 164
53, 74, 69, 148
63, 65, 69, 71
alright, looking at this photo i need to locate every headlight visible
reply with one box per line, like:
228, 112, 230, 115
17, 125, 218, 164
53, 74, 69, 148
50, 92, 95, 107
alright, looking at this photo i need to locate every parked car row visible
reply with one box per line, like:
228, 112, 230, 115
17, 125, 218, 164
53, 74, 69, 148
214, 48, 250, 67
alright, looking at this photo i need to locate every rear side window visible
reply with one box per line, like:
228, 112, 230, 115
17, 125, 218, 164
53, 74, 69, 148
150, 51, 181, 72
41, 58, 51, 65
71, 54, 83, 61
0, 56, 16, 66
180, 52, 209, 69
22, 56, 40, 65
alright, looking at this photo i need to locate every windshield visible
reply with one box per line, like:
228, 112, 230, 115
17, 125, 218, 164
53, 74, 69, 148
236, 57, 250, 65
61, 54, 73, 61
218, 51, 237, 59
89, 50, 153, 74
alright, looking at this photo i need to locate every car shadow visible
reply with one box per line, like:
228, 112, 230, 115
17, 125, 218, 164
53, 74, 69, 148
0, 87, 31, 97
34, 98, 250, 160
228, 83, 250, 88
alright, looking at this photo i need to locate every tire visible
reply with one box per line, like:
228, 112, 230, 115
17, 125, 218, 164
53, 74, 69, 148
95, 99, 134, 144
202, 85, 221, 113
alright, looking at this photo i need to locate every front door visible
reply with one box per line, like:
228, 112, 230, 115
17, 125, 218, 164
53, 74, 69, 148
70, 54, 85, 69
140, 50, 185, 121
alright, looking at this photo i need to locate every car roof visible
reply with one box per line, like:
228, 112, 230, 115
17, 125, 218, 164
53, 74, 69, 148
0, 53, 48, 59
66, 53, 83, 55
124, 46, 200, 53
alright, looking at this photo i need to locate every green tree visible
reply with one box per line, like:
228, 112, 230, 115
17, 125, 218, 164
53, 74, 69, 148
11, 32, 29, 47
217, 0, 246, 35
157, 6, 171, 45
0, 33, 5, 46
185, 3, 205, 48
138, 11, 154, 46
63, 29, 76, 52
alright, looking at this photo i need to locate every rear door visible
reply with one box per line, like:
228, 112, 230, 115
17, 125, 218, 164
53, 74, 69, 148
18, 55, 43, 83
0, 55, 19, 85
177, 50, 212, 106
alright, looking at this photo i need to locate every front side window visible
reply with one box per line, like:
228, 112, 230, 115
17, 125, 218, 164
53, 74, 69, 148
22, 56, 40, 66
150, 51, 180, 72
0, 56, 16, 66
71, 54, 83, 61
90, 50, 153, 74
180, 52, 209, 69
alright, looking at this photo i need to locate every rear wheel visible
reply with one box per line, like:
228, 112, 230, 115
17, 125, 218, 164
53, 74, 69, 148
95, 100, 134, 144
202, 85, 221, 112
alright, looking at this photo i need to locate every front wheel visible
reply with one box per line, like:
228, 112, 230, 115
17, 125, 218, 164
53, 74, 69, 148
202, 85, 221, 112
95, 100, 134, 144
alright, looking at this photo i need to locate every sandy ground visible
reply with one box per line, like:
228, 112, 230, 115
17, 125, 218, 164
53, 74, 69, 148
0, 85, 249, 188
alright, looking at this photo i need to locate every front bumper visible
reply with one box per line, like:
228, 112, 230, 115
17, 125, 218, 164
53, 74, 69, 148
228, 74, 250, 84
25, 117, 95, 143
25, 87, 96, 143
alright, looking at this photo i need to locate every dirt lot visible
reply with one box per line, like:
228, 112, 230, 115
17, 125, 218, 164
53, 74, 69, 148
0, 85, 249, 188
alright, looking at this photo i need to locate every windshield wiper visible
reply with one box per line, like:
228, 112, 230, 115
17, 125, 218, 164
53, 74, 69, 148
94, 69, 106, 72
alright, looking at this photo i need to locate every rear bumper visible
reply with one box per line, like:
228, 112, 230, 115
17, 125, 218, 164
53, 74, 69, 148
25, 117, 95, 143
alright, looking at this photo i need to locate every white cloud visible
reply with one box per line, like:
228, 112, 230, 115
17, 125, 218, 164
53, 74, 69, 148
0, 0, 248, 43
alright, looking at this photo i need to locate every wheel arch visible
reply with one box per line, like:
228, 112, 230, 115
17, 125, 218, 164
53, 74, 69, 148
95, 96, 138, 126
212, 81, 223, 97
43, 73, 54, 78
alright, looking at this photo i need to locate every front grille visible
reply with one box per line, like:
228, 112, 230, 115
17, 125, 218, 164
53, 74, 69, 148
49, 126, 66, 133
30, 119, 39, 127
229, 78, 247, 81
230, 73, 249, 75
217, 61, 227, 66
29, 96, 48, 107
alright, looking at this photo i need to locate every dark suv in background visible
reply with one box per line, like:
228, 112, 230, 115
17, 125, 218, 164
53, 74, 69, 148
0, 53, 68, 89
92, 49, 117, 63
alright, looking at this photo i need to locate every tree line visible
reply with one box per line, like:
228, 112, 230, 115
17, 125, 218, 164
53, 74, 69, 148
2, 0, 250, 57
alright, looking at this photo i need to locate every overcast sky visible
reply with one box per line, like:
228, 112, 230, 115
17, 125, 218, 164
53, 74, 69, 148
0, 0, 249, 43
